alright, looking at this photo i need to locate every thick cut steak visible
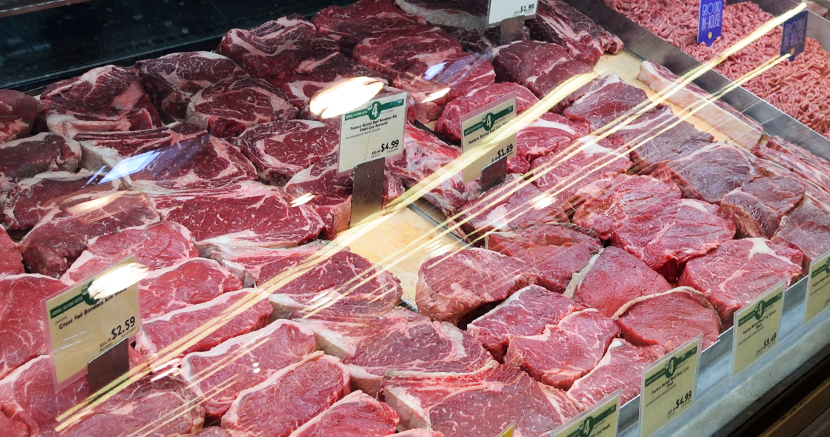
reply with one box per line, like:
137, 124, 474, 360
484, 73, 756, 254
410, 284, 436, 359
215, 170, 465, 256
416, 248, 538, 325
181, 320, 317, 421
59, 375, 205, 437
20, 191, 161, 277
135, 289, 272, 359
237, 120, 338, 184
186, 77, 297, 138
221, 352, 351, 436
313, 0, 426, 52
0, 229, 23, 276
773, 197, 830, 270
563, 74, 652, 132
207, 243, 324, 288
394, 0, 486, 30
506, 309, 620, 389
0, 133, 81, 192
0, 274, 67, 379
614, 288, 721, 353
529, 0, 624, 66
135, 51, 247, 119
680, 239, 803, 324
721, 175, 805, 238
0, 90, 39, 143
3, 171, 121, 231
514, 112, 590, 164
218, 16, 339, 78
489, 41, 594, 98
137, 258, 242, 320
486, 224, 603, 292
454, 174, 568, 244
379, 362, 579, 437
568, 339, 663, 409
435, 82, 539, 144
299, 309, 491, 395
664, 143, 761, 204
767, 136, 830, 184
76, 123, 257, 190
290, 390, 399, 437
468, 285, 583, 361
352, 26, 462, 82
753, 141, 830, 194
39, 65, 161, 139
573, 171, 681, 239
62, 221, 198, 284
612, 198, 736, 281
566, 247, 672, 318
150, 181, 324, 252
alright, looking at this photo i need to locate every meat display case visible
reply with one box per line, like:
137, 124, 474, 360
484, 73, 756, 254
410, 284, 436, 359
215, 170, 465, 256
3, 0, 830, 436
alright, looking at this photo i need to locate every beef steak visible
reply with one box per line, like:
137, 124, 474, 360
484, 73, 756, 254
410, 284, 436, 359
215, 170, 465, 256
394, 0, 487, 30
352, 25, 462, 81
563, 74, 652, 132
721, 175, 805, 238
0, 133, 81, 192
291, 390, 400, 437
313, 0, 426, 51
529, 0, 624, 65
514, 112, 590, 164
664, 142, 761, 204
773, 197, 830, 270
0, 89, 39, 143
489, 40, 594, 98
0, 228, 23, 277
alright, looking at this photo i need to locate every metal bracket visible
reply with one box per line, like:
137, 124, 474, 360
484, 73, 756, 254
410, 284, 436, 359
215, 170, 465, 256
87, 337, 130, 395
350, 157, 386, 226
499, 16, 525, 45
480, 156, 508, 192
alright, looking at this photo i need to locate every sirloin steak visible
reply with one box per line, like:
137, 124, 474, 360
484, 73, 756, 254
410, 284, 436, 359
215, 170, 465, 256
0, 228, 23, 276
0, 89, 39, 143
0, 133, 82, 192
290, 390, 400, 437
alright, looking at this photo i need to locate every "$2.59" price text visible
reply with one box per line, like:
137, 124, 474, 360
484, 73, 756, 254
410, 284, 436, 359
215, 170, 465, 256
111, 316, 137, 340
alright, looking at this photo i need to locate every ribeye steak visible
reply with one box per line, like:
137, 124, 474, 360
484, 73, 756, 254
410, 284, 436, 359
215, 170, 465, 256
313, 0, 426, 51
0, 89, 39, 143
0, 133, 81, 192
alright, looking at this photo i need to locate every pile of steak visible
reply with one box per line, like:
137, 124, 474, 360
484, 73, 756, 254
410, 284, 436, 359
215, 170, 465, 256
529, 0, 624, 66
0, 90, 39, 143
0, 133, 82, 192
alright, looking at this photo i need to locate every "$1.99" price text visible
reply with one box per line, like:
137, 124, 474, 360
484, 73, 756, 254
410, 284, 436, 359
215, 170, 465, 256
111, 316, 136, 340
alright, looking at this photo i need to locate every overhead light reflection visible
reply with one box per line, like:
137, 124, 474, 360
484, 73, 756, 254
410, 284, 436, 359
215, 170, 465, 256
100, 150, 160, 183
422, 87, 452, 103
290, 193, 315, 207
423, 62, 447, 80
87, 262, 150, 300
309, 77, 385, 119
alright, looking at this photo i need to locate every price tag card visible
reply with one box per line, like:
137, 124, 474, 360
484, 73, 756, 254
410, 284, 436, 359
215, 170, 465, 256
697, 0, 724, 46
497, 424, 514, 437
639, 336, 702, 437
781, 10, 809, 60
461, 93, 517, 183
732, 282, 785, 376
805, 249, 830, 323
552, 391, 620, 437
338, 92, 407, 173
487, 0, 538, 27
44, 257, 141, 387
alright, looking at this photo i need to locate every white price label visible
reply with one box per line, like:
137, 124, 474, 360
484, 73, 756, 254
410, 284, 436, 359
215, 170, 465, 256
552, 392, 620, 437
732, 282, 785, 376
487, 0, 538, 26
806, 249, 830, 322
338, 92, 407, 173
640, 336, 702, 437
460, 93, 517, 182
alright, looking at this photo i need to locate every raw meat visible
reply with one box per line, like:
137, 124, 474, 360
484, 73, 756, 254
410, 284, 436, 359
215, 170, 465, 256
530, 138, 632, 210
221, 352, 350, 436
269, 53, 384, 108
514, 112, 590, 164
438, 24, 526, 53
39, 65, 161, 138
283, 152, 405, 240
290, 390, 399, 437
0, 89, 39, 142
573, 171, 681, 239
58, 375, 205, 437
0, 356, 88, 437
0, 228, 23, 277
394, 0, 486, 30
207, 243, 324, 288
137, 258, 242, 320
753, 140, 830, 194
0, 133, 82, 192
299, 309, 491, 395
680, 238, 804, 324
721, 176, 805, 238
505, 309, 620, 389
565, 247, 672, 318
218, 16, 339, 78
135, 51, 248, 119
529, 0, 624, 66
773, 197, 830, 269
378, 362, 579, 437
468, 285, 583, 361
0, 274, 67, 379
664, 143, 761, 204
76, 123, 257, 190
637, 60, 764, 149
237, 120, 338, 184
3, 171, 121, 230
150, 181, 324, 253
489, 41, 594, 98
416, 248, 538, 325
194, 428, 232, 437
20, 191, 161, 278
767, 137, 830, 185
454, 174, 568, 244
435, 82, 539, 144
612, 198, 736, 281
563, 74, 651, 132
62, 221, 198, 284
186, 77, 298, 138
181, 319, 317, 421
486, 224, 603, 292
396, 430, 445, 437
135, 289, 272, 359
312, 0, 426, 51
567, 338, 663, 409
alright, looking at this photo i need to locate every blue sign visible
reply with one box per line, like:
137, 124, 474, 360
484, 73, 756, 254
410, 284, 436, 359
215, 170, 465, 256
698, 0, 724, 47
781, 11, 809, 60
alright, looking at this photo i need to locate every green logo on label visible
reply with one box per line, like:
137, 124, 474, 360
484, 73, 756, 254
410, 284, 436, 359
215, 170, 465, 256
565, 403, 617, 437
49, 281, 100, 319
462, 105, 514, 137
369, 101, 381, 120
645, 346, 697, 387
344, 98, 405, 121
738, 292, 782, 326
812, 256, 830, 279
